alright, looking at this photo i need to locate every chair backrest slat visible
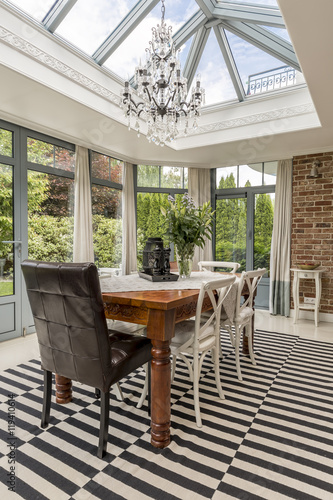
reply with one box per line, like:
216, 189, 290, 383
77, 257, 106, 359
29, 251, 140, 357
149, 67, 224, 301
195, 275, 236, 343
198, 261, 240, 273
235, 268, 266, 318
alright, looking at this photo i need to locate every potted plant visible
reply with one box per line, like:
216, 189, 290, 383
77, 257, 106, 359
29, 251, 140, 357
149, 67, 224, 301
161, 193, 214, 279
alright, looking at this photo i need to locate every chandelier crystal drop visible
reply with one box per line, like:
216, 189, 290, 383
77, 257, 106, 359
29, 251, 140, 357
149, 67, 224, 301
121, 0, 205, 147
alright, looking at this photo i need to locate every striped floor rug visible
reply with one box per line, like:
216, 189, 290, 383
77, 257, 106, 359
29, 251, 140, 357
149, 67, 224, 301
0, 330, 333, 500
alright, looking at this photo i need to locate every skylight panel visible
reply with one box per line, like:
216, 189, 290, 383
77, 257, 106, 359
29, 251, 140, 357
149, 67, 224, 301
54, 0, 138, 56
225, 30, 300, 95
103, 0, 198, 79
6, 0, 55, 22
196, 31, 238, 105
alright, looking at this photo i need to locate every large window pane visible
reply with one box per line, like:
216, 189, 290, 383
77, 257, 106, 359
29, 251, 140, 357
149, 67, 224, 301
264, 161, 278, 185
137, 165, 160, 188
136, 192, 169, 269
0, 129, 13, 157
27, 138, 75, 172
91, 152, 123, 184
161, 167, 188, 189
137, 165, 188, 188
0, 164, 14, 296
254, 193, 274, 276
215, 197, 247, 272
27, 171, 74, 261
92, 185, 122, 269
216, 166, 237, 188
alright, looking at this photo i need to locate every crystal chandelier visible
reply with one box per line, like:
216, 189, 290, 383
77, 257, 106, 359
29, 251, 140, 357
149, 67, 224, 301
121, 0, 205, 147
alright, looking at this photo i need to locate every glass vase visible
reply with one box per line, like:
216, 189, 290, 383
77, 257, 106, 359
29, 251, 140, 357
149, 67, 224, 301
176, 246, 195, 279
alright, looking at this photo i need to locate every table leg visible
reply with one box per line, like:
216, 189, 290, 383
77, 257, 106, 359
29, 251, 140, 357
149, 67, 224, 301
150, 339, 171, 448
146, 308, 175, 448
55, 374, 72, 404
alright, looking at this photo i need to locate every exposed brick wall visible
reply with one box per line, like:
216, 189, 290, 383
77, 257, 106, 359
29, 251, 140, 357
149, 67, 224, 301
291, 152, 333, 315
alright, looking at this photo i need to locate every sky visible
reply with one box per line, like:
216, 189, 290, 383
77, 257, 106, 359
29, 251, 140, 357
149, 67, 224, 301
7, 0, 299, 106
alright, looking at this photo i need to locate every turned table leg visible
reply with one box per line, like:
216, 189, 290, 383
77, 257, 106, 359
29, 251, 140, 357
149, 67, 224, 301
150, 339, 171, 448
55, 374, 72, 404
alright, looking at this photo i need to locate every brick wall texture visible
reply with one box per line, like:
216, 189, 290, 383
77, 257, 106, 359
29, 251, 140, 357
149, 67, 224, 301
291, 152, 333, 314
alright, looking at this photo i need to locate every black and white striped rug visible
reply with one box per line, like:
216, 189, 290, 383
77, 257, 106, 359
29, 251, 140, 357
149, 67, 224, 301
0, 330, 333, 500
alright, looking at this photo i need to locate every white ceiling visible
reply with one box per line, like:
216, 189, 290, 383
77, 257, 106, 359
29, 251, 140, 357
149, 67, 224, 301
0, 0, 332, 167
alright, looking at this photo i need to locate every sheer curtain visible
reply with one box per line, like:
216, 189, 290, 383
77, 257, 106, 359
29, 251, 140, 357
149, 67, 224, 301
269, 159, 293, 316
122, 162, 137, 275
188, 168, 213, 270
73, 146, 94, 262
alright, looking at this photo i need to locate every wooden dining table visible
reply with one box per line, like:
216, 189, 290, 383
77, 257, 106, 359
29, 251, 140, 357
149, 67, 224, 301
54, 274, 254, 449
102, 282, 253, 449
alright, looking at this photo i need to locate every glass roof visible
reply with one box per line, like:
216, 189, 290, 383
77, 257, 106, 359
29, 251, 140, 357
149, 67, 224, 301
4, 0, 304, 107
55, 0, 139, 56
7, 0, 55, 22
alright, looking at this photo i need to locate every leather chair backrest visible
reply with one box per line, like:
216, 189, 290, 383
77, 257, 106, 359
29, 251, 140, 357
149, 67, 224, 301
21, 260, 112, 390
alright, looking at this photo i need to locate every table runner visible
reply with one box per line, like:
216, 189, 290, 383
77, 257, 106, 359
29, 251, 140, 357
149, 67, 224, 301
100, 271, 238, 322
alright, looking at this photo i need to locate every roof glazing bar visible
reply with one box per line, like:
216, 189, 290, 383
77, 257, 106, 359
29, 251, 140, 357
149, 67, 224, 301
93, 0, 159, 66
220, 20, 301, 71
214, 1, 284, 27
183, 26, 211, 90
214, 25, 245, 101
43, 0, 78, 33
172, 10, 207, 49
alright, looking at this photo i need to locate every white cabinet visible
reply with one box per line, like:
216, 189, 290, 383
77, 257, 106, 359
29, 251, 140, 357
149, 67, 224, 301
291, 268, 324, 326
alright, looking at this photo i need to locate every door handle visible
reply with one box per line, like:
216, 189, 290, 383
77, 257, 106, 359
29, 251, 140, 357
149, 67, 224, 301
2, 241, 22, 244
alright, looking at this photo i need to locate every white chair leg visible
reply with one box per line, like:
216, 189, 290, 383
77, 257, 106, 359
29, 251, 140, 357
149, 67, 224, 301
192, 353, 202, 428
136, 363, 149, 408
235, 327, 243, 381
213, 346, 225, 400
246, 323, 257, 366
114, 382, 123, 401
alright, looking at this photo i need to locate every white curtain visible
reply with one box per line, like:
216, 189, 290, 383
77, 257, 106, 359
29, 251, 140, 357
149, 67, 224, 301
73, 146, 94, 262
122, 162, 137, 275
188, 168, 213, 270
269, 158, 293, 316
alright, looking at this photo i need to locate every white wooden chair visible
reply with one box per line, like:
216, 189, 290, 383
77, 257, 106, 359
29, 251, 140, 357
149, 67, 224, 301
198, 261, 240, 273
221, 268, 266, 381
170, 274, 236, 427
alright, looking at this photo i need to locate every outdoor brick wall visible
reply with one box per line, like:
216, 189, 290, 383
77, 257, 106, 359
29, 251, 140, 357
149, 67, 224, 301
291, 151, 333, 315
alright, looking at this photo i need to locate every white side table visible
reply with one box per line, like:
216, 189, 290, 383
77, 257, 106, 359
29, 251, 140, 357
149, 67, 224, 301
291, 268, 324, 326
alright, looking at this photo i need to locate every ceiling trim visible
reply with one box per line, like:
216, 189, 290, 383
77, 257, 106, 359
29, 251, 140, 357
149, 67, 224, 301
179, 102, 316, 137
0, 25, 120, 106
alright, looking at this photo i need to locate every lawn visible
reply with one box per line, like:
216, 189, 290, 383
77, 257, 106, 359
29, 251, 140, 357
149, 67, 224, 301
0, 281, 13, 296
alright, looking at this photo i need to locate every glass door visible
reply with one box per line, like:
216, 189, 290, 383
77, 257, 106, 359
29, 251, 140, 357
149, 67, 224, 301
215, 194, 247, 271
0, 125, 23, 341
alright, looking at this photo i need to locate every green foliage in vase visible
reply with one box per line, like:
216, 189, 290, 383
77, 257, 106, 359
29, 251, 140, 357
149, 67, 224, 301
160, 193, 214, 259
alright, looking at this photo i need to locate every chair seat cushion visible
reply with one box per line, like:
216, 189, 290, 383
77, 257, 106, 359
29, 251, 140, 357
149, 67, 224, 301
235, 307, 254, 324
171, 320, 215, 347
107, 330, 152, 385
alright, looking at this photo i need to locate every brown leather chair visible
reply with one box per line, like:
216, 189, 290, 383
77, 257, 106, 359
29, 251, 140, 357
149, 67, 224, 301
21, 260, 152, 458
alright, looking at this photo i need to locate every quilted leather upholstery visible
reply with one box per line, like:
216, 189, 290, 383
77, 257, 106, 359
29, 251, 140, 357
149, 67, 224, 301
21, 260, 152, 392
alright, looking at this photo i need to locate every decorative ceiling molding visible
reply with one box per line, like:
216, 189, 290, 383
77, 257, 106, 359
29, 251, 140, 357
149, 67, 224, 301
0, 26, 121, 105
0, 25, 315, 143
182, 102, 316, 136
